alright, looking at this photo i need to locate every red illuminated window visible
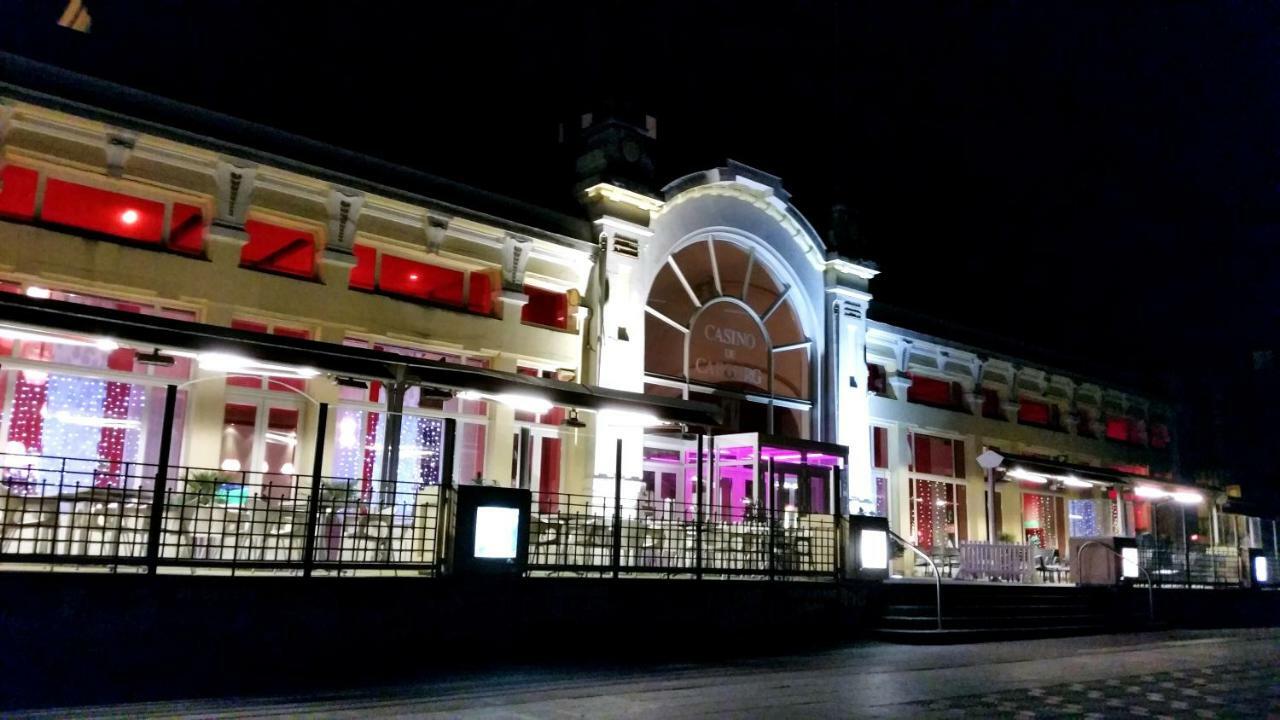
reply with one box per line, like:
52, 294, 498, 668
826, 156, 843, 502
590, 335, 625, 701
228, 319, 312, 391
168, 203, 205, 255
42, 179, 165, 244
380, 254, 464, 305
910, 432, 964, 478
349, 244, 376, 291
242, 220, 316, 278
0, 165, 38, 220
1105, 417, 1131, 443
906, 373, 960, 408
1110, 463, 1150, 477
522, 286, 569, 329
2, 168, 206, 254
1018, 399, 1054, 428
1076, 409, 1096, 437
350, 245, 494, 315
1150, 422, 1171, 449
872, 426, 889, 469
867, 363, 887, 394
467, 270, 494, 314
981, 388, 1002, 419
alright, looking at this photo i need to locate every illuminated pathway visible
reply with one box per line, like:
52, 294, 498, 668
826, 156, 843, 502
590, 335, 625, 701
14, 628, 1280, 718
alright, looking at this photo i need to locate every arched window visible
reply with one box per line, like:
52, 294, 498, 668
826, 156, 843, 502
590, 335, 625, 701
644, 236, 812, 434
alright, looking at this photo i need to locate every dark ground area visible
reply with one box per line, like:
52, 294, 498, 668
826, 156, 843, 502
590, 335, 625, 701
11, 628, 1280, 718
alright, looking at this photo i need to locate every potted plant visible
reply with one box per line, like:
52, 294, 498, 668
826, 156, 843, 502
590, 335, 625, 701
183, 471, 226, 506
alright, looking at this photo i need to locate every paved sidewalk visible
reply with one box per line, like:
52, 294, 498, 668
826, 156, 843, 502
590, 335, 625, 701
13, 628, 1280, 718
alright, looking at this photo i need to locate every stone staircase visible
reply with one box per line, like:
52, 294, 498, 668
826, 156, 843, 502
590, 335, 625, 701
872, 580, 1155, 643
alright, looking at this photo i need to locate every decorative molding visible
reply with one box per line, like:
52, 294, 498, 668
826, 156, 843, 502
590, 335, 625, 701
823, 255, 880, 280
888, 373, 913, 401
501, 232, 534, 290
213, 159, 257, 228
594, 214, 654, 238
0, 104, 13, 148
825, 285, 873, 303
103, 128, 138, 178
582, 183, 665, 213
325, 187, 365, 256
423, 213, 451, 254
497, 288, 530, 307
964, 391, 984, 414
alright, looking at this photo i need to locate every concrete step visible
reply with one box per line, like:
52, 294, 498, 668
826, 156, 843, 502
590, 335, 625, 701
872, 624, 1112, 645
885, 602, 1098, 616
880, 613, 1107, 631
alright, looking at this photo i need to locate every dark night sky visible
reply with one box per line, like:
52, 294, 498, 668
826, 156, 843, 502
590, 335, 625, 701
2, 0, 1278, 382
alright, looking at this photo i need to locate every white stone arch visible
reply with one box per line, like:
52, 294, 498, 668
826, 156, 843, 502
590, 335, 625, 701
640, 226, 822, 348
640, 225, 823, 436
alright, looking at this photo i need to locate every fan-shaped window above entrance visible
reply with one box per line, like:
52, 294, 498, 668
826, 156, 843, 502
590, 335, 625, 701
644, 236, 813, 435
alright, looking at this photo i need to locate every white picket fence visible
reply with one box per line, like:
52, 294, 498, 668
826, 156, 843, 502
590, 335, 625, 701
955, 541, 1034, 582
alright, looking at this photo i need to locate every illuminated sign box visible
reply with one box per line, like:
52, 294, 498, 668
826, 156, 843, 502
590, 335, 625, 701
475, 506, 520, 559
845, 514, 891, 580
453, 485, 530, 576
1249, 549, 1271, 587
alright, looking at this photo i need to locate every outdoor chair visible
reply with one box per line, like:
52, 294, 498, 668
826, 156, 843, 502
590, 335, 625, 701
234, 498, 273, 562
341, 511, 391, 563
262, 507, 307, 562
784, 530, 813, 573
582, 517, 613, 567
84, 501, 122, 557
57, 499, 95, 556
1, 494, 59, 555
117, 502, 149, 557
635, 521, 664, 568
530, 515, 563, 566
709, 526, 741, 570
405, 492, 435, 564
188, 504, 229, 561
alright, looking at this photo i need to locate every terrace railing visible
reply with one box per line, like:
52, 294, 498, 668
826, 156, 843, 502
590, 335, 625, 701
0, 455, 441, 576
1135, 544, 1243, 588
527, 491, 839, 579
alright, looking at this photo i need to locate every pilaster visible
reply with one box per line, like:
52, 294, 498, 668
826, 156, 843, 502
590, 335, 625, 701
484, 353, 518, 486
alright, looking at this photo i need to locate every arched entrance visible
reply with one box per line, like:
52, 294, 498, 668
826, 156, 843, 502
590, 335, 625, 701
643, 233, 814, 437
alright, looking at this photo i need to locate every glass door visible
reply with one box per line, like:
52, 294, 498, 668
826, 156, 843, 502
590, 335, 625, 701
219, 395, 303, 500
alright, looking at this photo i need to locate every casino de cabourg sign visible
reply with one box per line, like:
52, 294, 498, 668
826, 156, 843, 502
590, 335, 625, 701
688, 301, 770, 393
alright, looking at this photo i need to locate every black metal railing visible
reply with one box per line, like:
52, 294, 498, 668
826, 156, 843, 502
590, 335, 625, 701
0, 456, 441, 575
1135, 545, 1244, 587
527, 491, 839, 578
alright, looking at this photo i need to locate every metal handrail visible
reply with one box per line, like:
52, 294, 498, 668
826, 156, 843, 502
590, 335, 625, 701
888, 529, 942, 631
1079, 540, 1155, 623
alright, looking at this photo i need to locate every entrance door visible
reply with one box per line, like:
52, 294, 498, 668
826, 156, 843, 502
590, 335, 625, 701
642, 462, 681, 519
770, 461, 830, 520
219, 396, 304, 500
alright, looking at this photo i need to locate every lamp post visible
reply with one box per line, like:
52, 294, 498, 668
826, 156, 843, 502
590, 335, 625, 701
976, 449, 1005, 543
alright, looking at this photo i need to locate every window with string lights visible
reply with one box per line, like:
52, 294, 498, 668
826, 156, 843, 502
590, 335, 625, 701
331, 338, 490, 503
907, 431, 968, 552
0, 286, 197, 487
